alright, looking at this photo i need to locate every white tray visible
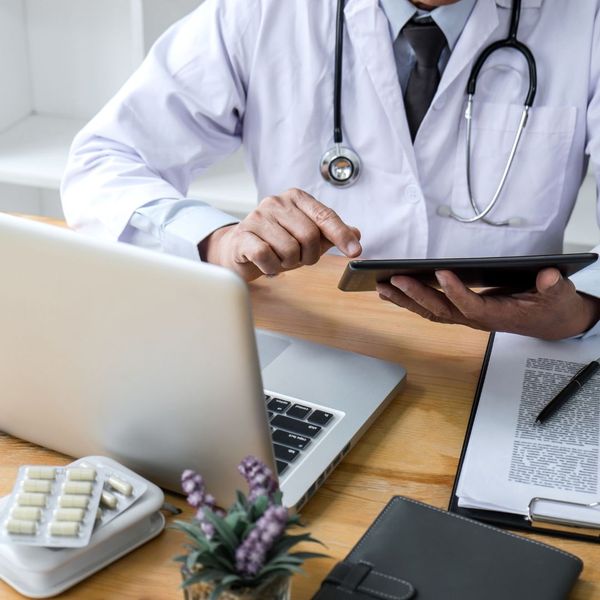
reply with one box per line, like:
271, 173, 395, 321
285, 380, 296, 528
0, 456, 165, 598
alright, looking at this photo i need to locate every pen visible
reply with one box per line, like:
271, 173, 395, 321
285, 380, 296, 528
535, 357, 600, 424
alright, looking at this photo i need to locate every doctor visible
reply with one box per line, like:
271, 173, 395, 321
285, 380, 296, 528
62, 0, 600, 340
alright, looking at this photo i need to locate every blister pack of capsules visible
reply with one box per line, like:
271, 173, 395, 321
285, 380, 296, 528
0, 459, 148, 548
76, 457, 147, 528
0, 466, 104, 548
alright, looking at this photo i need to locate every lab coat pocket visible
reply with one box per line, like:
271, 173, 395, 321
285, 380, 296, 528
450, 101, 577, 232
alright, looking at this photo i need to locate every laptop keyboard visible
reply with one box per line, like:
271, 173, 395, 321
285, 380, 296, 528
265, 395, 335, 476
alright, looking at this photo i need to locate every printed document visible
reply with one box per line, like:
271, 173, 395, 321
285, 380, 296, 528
456, 332, 600, 518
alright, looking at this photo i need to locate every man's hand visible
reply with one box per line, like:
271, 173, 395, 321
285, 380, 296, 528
200, 188, 362, 281
376, 268, 600, 340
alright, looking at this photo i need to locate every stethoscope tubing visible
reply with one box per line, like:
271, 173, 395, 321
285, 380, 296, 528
322, 0, 538, 222
447, 0, 538, 226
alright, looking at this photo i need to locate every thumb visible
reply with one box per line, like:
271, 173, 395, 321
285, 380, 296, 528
536, 268, 564, 294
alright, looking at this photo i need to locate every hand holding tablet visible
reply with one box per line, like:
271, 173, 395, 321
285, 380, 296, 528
338, 253, 600, 341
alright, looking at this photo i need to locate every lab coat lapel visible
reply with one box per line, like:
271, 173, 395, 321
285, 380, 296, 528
434, 0, 500, 101
344, 0, 418, 177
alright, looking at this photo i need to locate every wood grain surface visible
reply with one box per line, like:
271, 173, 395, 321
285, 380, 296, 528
0, 216, 599, 599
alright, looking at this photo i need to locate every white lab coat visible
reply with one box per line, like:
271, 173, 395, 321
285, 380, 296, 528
62, 0, 600, 272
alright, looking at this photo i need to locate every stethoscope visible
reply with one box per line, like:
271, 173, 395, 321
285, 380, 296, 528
320, 0, 538, 227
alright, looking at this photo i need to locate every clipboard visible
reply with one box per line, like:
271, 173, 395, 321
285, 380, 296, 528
448, 332, 600, 543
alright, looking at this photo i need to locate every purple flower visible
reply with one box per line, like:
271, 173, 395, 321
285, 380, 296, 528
235, 505, 288, 577
181, 469, 220, 537
238, 456, 279, 502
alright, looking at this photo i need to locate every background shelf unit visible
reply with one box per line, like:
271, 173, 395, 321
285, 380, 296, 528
0, 0, 597, 249
0, 0, 257, 220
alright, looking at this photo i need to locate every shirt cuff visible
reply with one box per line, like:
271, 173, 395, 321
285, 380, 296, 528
162, 204, 239, 261
125, 199, 239, 262
569, 245, 600, 339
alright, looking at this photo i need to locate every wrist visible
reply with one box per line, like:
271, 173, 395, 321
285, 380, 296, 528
578, 293, 600, 335
198, 225, 234, 264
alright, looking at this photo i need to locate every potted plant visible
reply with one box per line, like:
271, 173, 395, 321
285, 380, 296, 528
173, 456, 325, 600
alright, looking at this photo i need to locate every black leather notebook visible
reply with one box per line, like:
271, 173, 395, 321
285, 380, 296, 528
312, 496, 583, 600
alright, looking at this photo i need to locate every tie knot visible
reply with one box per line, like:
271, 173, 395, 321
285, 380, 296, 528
402, 18, 447, 68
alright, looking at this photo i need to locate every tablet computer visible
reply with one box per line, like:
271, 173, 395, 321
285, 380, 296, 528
337, 253, 598, 292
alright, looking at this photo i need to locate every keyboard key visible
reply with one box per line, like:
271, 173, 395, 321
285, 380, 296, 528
264, 394, 271, 402
286, 404, 312, 419
272, 429, 311, 450
308, 410, 333, 426
272, 415, 322, 438
276, 460, 288, 475
273, 443, 300, 463
268, 398, 291, 413
268, 411, 275, 421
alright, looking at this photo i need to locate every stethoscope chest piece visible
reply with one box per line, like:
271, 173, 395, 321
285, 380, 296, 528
320, 144, 361, 187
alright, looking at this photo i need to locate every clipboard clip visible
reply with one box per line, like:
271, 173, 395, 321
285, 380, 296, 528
528, 497, 600, 537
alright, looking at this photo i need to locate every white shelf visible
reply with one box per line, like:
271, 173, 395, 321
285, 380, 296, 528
0, 115, 85, 189
0, 113, 257, 217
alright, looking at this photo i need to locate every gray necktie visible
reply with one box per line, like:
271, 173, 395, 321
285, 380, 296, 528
402, 18, 447, 141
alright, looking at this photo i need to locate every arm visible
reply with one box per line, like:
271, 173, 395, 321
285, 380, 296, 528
61, 0, 361, 274
61, 0, 253, 257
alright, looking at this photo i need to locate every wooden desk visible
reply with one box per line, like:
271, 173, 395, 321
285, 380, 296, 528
1, 218, 599, 599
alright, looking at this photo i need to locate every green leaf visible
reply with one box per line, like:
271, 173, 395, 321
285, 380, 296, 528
224, 512, 242, 531
172, 520, 214, 552
270, 532, 314, 555
259, 564, 304, 577
251, 494, 269, 518
272, 490, 283, 505
192, 552, 231, 572
220, 574, 241, 587
203, 510, 239, 553
236, 490, 248, 509
186, 551, 201, 571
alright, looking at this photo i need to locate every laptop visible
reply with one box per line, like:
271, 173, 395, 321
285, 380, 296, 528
0, 214, 406, 508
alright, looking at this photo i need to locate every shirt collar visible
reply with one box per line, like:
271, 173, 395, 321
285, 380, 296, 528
379, 0, 477, 51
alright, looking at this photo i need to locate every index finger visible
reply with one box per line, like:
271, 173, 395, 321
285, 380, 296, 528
290, 189, 362, 257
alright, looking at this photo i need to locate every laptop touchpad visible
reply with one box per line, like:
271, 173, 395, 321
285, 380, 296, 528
255, 330, 291, 370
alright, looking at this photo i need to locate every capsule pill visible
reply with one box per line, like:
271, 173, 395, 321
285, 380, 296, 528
66, 468, 96, 482
25, 467, 56, 480
10, 507, 42, 521
23, 479, 52, 493
6, 519, 38, 535
59, 495, 89, 509
100, 490, 118, 509
49, 521, 79, 536
55, 508, 85, 522
63, 481, 93, 495
107, 476, 133, 497
17, 493, 47, 507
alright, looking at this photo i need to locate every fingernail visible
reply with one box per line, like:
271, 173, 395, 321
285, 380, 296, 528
435, 271, 448, 287
390, 277, 407, 293
377, 287, 390, 299
347, 241, 361, 256
549, 270, 561, 287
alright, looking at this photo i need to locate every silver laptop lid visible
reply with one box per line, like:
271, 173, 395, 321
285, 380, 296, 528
0, 214, 274, 505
